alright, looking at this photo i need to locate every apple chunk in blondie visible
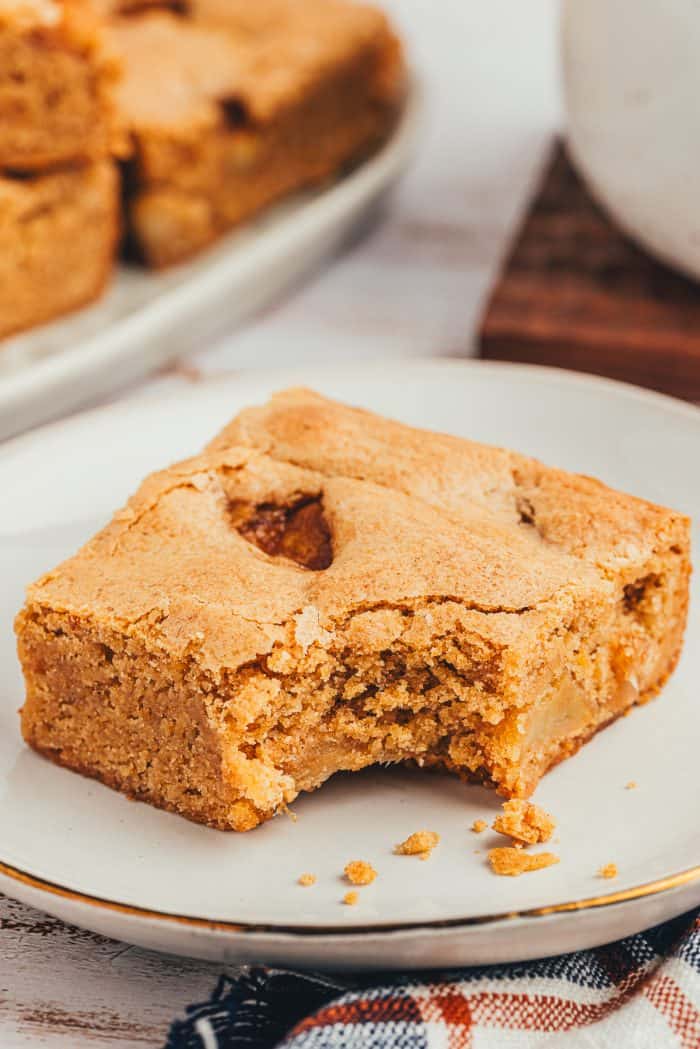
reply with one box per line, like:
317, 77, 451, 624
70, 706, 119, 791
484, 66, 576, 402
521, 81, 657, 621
16, 390, 690, 830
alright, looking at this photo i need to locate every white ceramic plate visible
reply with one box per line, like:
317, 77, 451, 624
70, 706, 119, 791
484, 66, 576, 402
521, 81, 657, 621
0, 360, 698, 969
0, 87, 420, 443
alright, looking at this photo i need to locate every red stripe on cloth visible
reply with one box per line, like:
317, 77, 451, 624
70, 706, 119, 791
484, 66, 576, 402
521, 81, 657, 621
644, 974, 700, 1049
418, 992, 474, 1049
292, 994, 423, 1034
467, 990, 621, 1031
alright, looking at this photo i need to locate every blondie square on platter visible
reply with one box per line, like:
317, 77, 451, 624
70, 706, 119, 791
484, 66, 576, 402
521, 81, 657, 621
0, 160, 119, 338
16, 390, 691, 830
0, 0, 119, 171
109, 0, 405, 267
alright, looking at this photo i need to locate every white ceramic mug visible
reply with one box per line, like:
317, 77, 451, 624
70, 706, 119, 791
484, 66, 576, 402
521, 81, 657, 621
562, 0, 700, 279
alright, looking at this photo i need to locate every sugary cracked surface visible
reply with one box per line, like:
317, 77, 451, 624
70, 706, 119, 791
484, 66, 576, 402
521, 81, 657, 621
17, 389, 691, 831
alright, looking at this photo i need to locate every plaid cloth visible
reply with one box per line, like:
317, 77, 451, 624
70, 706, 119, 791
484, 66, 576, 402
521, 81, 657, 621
165, 909, 700, 1049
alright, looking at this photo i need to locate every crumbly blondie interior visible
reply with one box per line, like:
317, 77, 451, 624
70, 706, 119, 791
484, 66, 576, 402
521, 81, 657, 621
16, 391, 691, 831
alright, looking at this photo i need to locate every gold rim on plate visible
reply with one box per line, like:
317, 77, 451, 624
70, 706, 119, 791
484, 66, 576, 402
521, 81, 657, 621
1, 857, 698, 936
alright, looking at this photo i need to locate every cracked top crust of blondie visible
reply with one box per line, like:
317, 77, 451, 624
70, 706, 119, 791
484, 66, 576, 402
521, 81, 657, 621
211, 387, 689, 574
25, 387, 689, 682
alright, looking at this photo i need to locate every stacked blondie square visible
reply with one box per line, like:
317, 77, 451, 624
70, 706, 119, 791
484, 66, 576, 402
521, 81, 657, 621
0, 0, 121, 337
0, 0, 405, 336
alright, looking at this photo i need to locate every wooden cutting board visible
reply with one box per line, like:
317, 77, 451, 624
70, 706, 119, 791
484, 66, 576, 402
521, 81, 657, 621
478, 143, 700, 402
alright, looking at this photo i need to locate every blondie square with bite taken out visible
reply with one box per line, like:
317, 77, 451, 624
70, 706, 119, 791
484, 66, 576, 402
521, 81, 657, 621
16, 390, 690, 829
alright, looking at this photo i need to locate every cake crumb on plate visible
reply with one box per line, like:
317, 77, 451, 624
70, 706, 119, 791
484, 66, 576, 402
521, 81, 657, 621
394, 830, 440, 858
298, 873, 316, 887
343, 891, 359, 906
344, 860, 377, 886
471, 819, 488, 833
488, 847, 559, 877
625, 781, 638, 790
599, 863, 618, 879
492, 799, 555, 845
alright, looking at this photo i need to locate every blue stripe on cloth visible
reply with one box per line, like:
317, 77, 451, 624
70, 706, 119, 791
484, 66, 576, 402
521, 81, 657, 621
415, 948, 619, 989
285, 1021, 429, 1049
675, 916, 700, 975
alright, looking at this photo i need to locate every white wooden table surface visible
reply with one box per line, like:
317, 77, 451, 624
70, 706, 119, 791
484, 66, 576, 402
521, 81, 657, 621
0, 1, 560, 1044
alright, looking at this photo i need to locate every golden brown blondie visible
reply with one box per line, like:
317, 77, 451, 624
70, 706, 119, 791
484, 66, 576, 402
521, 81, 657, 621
0, 0, 119, 171
0, 160, 119, 338
16, 390, 690, 830
109, 1, 404, 266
